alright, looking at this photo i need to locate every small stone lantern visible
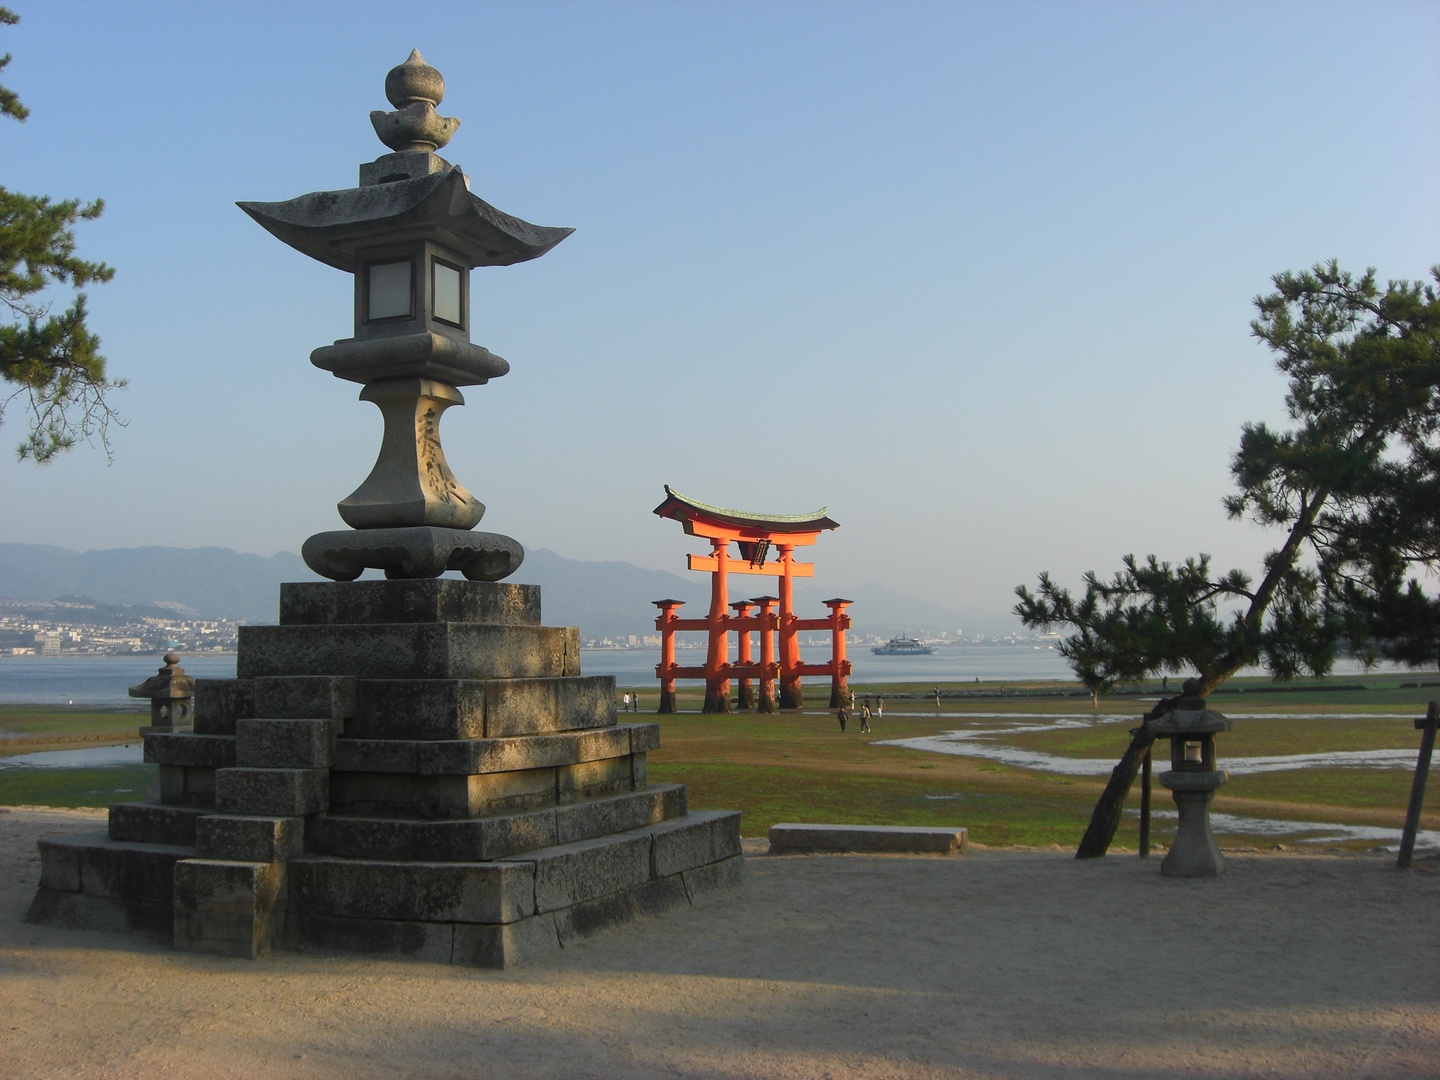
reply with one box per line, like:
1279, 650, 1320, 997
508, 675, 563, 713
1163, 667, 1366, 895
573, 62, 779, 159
1150, 678, 1232, 877
128, 652, 195, 735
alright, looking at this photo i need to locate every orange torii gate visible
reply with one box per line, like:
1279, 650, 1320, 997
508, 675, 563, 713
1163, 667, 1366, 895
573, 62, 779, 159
651, 486, 850, 714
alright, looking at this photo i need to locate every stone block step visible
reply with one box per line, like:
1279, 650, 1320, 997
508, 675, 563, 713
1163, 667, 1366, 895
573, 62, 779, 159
766, 823, 968, 855
279, 579, 540, 627
215, 767, 328, 816
500, 810, 743, 915
143, 732, 235, 769
328, 752, 643, 819
284, 909, 560, 968
349, 675, 615, 740
236, 623, 579, 681
236, 718, 336, 768
195, 814, 305, 862
332, 723, 659, 775
173, 858, 288, 958
25, 832, 192, 936
193, 678, 255, 736
108, 802, 210, 847
287, 855, 535, 925
253, 676, 356, 720
313, 783, 686, 862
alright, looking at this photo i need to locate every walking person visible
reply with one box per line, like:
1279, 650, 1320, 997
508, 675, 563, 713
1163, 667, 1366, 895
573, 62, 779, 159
859, 703, 871, 733
875, 697, 884, 722
836, 707, 848, 732
934, 685, 941, 709
621, 692, 630, 712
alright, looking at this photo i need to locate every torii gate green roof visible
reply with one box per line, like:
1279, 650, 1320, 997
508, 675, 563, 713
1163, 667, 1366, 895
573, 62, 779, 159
653, 485, 839, 534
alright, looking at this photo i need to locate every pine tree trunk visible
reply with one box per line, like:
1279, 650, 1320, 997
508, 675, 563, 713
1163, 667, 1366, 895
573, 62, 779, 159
1075, 722, 1156, 858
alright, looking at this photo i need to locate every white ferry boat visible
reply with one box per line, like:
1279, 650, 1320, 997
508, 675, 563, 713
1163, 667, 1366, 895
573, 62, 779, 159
871, 635, 936, 656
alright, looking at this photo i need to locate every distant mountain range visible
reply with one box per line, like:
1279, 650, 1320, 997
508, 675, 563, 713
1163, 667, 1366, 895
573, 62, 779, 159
0, 543, 1012, 638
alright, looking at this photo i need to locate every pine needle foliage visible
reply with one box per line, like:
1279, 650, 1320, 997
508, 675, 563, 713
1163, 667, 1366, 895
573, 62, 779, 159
0, 7, 124, 462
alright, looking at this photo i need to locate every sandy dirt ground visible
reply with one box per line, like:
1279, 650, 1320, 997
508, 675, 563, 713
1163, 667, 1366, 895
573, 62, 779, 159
0, 807, 1436, 1080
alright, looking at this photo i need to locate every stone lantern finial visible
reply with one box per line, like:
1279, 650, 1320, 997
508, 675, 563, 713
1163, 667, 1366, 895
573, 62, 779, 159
371, 49, 460, 153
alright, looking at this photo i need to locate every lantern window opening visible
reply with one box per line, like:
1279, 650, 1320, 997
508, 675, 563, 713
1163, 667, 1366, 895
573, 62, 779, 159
366, 258, 414, 322
432, 257, 465, 328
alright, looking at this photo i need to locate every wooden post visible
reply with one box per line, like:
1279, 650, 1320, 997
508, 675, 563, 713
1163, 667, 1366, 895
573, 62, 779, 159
824, 598, 851, 708
731, 600, 757, 710
755, 595, 778, 713
652, 600, 683, 713
1397, 700, 1438, 870
777, 543, 803, 709
1139, 743, 1152, 858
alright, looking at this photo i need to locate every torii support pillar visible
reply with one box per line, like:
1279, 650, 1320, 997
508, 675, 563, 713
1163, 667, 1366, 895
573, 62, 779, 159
754, 595, 779, 713
824, 598, 852, 708
731, 600, 758, 710
703, 538, 732, 714
778, 543, 803, 709
653, 599, 684, 714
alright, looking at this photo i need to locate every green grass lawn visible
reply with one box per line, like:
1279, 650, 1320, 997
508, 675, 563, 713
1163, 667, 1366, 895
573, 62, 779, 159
0, 764, 156, 808
0, 706, 146, 750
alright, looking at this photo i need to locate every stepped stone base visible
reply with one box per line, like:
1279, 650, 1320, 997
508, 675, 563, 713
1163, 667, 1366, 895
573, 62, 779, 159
26, 579, 746, 966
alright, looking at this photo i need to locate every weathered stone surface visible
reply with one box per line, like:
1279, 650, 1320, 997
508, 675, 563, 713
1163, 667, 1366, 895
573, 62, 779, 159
214, 767, 329, 817
195, 815, 305, 862
649, 811, 744, 878
452, 913, 559, 967
554, 784, 684, 846
281, 580, 537, 627
557, 755, 634, 804
173, 859, 287, 959
315, 785, 686, 862
766, 823, 967, 855
681, 854, 750, 903
237, 623, 579, 681
285, 912, 454, 962
25, 889, 171, 936
628, 723, 661, 754
253, 676, 357, 721
553, 875, 689, 947
236, 719, 336, 769
328, 766, 557, 819
193, 678, 255, 736
157, 764, 216, 808
329, 726, 635, 776
36, 833, 189, 905
631, 752, 647, 788
144, 732, 235, 769
303, 527, 524, 585
288, 856, 534, 923
331, 738, 421, 773
503, 830, 651, 914
345, 675, 614, 741
108, 802, 210, 847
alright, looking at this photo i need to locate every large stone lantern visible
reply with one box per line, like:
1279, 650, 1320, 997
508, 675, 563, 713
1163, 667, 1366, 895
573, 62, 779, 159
238, 49, 572, 583
1151, 679, 1232, 877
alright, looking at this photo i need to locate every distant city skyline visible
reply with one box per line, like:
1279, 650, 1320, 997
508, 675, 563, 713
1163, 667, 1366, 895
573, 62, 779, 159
1, 1, 1436, 621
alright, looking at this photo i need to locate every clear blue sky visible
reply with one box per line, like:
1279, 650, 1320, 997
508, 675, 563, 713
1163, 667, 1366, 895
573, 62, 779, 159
2, 1, 1437, 622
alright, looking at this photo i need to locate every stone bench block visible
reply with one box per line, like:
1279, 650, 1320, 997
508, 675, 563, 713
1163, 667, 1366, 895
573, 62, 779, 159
194, 678, 254, 736
195, 815, 305, 862
237, 624, 579, 682
651, 810, 744, 878
215, 767, 328, 817
108, 802, 210, 847
553, 874, 689, 947
288, 856, 535, 924
157, 764, 216, 808
766, 823, 968, 855
501, 830, 652, 914
279, 579, 541, 627
346, 675, 615, 741
236, 719, 336, 769
253, 676, 357, 721
173, 859, 286, 959
143, 732, 235, 769
681, 853, 750, 903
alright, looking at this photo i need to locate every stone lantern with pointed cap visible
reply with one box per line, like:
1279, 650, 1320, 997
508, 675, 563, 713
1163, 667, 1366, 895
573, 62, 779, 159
238, 50, 572, 582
